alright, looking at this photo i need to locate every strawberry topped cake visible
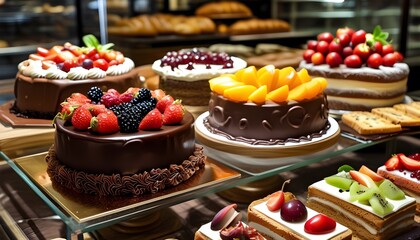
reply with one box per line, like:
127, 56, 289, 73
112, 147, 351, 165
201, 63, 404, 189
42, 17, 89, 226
307, 165, 417, 240
46, 87, 205, 196
11, 35, 141, 119
299, 26, 409, 112
377, 153, 420, 219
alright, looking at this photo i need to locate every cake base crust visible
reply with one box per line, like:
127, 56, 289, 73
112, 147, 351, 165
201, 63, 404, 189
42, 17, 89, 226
45, 144, 206, 196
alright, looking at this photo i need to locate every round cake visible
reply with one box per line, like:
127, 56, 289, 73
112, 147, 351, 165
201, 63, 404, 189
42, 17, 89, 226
46, 87, 206, 196
11, 34, 142, 119
299, 26, 410, 111
152, 48, 247, 117
201, 65, 330, 146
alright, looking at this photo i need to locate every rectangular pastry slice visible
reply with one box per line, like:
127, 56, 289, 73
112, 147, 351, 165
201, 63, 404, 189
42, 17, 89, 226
372, 107, 420, 127
248, 195, 352, 240
341, 111, 402, 135
394, 103, 420, 118
307, 174, 417, 240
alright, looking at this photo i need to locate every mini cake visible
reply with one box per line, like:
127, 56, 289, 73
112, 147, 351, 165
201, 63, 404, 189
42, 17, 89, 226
247, 181, 352, 240
195, 204, 266, 240
151, 48, 247, 117
12, 34, 141, 119
307, 165, 417, 240
204, 65, 330, 144
46, 87, 205, 196
377, 153, 420, 217
299, 26, 409, 111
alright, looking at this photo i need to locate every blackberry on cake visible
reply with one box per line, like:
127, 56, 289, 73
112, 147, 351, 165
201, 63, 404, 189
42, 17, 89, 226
11, 34, 141, 119
47, 86, 205, 196
299, 25, 409, 111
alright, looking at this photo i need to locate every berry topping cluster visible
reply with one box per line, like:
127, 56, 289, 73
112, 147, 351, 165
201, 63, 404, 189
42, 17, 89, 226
29, 34, 125, 72
55, 87, 185, 134
303, 25, 404, 69
159, 48, 234, 70
385, 153, 420, 180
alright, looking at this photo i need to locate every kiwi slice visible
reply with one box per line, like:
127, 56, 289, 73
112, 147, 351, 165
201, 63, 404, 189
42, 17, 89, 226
349, 182, 368, 202
369, 192, 394, 215
379, 179, 406, 200
357, 187, 379, 202
325, 176, 354, 190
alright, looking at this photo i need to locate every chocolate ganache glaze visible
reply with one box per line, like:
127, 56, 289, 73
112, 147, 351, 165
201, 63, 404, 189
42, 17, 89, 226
12, 69, 142, 119
53, 112, 196, 175
206, 93, 329, 144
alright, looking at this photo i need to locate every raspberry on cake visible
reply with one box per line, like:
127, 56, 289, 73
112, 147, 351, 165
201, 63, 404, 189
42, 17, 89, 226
11, 34, 141, 119
307, 165, 417, 240
47, 87, 206, 196
377, 153, 420, 219
203, 64, 330, 144
299, 25, 409, 111
151, 48, 247, 117
247, 181, 352, 240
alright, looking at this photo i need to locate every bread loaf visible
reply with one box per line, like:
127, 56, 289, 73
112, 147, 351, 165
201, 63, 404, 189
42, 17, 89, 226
195, 1, 252, 17
229, 19, 291, 35
342, 111, 402, 135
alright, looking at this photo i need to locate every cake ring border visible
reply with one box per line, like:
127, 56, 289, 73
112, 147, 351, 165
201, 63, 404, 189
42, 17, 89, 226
5, 150, 241, 223
195, 111, 340, 158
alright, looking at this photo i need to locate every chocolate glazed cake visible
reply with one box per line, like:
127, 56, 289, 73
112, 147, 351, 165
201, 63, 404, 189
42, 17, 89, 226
205, 93, 329, 144
46, 112, 206, 196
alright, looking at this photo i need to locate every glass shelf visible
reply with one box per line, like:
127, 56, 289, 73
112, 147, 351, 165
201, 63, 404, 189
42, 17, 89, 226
0, 131, 394, 239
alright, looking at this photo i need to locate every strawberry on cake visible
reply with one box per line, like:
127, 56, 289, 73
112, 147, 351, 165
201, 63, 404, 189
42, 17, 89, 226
11, 35, 141, 119
47, 87, 205, 196
307, 165, 417, 240
377, 153, 420, 220
299, 26, 409, 112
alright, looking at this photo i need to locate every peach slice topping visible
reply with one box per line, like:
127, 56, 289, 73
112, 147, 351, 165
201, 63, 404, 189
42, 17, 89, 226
209, 65, 327, 104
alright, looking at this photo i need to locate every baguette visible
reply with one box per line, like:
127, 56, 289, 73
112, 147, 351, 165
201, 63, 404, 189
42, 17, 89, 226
372, 107, 420, 127
342, 111, 402, 135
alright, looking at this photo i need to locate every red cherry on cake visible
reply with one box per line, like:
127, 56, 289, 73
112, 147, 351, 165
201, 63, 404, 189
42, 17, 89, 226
367, 53, 383, 69
326, 52, 342, 68
344, 54, 362, 68
394, 51, 404, 62
311, 52, 325, 65
328, 39, 343, 53
303, 49, 315, 63
304, 214, 336, 234
342, 46, 353, 58
351, 29, 366, 47
280, 199, 307, 222
382, 44, 395, 56
307, 40, 318, 51
372, 41, 383, 55
353, 43, 371, 61
337, 33, 351, 47
93, 59, 109, 71
382, 53, 397, 67
316, 41, 329, 55
336, 27, 355, 38
317, 32, 334, 43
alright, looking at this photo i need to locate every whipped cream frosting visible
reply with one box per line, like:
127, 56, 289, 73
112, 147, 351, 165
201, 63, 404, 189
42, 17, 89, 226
309, 177, 416, 218
18, 58, 134, 80
151, 56, 247, 81
250, 201, 349, 240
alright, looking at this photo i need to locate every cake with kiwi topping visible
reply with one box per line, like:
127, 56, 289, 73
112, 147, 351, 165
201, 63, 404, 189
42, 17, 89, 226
46, 86, 205, 196
151, 48, 247, 117
299, 26, 409, 112
202, 64, 330, 145
377, 153, 420, 218
11, 34, 141, 119
307, 165, 416, 240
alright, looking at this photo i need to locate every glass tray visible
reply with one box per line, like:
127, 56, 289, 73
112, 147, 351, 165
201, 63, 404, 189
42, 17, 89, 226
0, 151, 241, 234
